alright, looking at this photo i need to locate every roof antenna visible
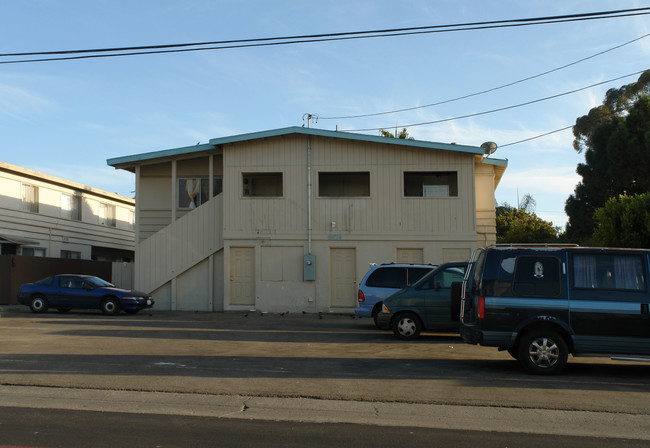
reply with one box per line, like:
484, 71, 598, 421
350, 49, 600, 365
302, 113, 318, 128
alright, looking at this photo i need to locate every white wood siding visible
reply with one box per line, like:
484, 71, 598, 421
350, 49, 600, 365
223, 135, 476, 239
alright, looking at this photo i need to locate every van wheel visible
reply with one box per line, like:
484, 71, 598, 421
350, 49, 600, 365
392, 312, 422, 340
517, 329, 568, 375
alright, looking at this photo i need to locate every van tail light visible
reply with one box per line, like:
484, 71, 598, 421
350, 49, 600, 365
477, 296, 485, 319
358, 290, 365, 303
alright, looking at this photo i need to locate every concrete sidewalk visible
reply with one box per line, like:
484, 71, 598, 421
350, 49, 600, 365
1, 384, 650, 441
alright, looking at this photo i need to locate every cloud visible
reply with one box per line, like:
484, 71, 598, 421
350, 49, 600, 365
0, 83, 54, 120
499, 167, 579, 195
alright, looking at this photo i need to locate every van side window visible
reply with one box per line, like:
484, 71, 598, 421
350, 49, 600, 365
573, 254, 645, 291
512, 256, 561, 297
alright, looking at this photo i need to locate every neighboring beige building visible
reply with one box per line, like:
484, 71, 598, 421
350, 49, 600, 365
108, 127, 506, 313
0, 161, 135, 261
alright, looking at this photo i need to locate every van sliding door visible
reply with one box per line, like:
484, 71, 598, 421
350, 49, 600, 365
569, 252, 650, 355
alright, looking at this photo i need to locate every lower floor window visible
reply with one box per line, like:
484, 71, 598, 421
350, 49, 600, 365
61, 250, 81, 259
22, 247, 46, 257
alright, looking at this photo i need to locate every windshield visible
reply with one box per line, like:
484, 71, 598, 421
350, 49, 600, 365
85, 276, 115, 288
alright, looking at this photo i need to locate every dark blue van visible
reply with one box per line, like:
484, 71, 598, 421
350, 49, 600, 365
459, 245, 650, 374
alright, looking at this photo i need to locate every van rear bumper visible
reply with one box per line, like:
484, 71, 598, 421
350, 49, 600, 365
459, 323, 482, 345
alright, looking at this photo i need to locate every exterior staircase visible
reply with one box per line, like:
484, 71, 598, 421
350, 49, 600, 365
135, 194, 223, 293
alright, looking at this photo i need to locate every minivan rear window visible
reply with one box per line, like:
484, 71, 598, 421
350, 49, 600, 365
513, 256, 561, 297
366, 268, 407, 289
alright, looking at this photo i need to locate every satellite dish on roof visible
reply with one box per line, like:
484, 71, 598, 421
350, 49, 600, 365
481, 141, 497, 156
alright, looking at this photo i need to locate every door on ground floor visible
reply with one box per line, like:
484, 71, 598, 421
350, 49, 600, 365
229, 247, 255, 306
330, 248, 357, 307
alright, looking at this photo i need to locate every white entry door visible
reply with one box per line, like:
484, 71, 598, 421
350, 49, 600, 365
230, 247, 255, 306
330, 248, 357, 307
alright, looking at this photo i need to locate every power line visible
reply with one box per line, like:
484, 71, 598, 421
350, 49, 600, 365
499, 88, 646, 148
500, 126, 575, 148
340, 70, 648, 133
1, 8, 649, 64
320, 33, 650, 120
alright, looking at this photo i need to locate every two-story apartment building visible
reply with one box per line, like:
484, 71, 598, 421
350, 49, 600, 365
0, 161, 135, 261
108, 127, 506, 313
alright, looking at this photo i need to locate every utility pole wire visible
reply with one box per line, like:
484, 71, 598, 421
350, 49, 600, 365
340, 70, 648, 133
1, 8, 649, 64
320, 33, 650, 120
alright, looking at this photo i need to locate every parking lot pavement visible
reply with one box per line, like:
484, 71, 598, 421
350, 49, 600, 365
0, 307, 649, 415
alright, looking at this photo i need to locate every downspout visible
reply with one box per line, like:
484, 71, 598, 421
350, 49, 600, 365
307, 136, 312, 254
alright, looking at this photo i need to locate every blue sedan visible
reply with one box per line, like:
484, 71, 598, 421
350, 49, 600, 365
17, 274, 154, 315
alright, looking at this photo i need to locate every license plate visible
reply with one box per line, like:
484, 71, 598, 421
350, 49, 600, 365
146, 299, 152, 305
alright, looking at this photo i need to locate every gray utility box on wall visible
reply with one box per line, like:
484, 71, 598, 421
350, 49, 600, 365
303, 254, 316, 281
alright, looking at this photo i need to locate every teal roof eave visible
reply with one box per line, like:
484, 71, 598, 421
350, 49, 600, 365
107, 126, 492, 169
207, 126, 485, 155
480, 157, 508, 167
107, 142, 217, 168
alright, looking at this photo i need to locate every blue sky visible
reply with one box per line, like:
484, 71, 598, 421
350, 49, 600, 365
2, 1, 649, 229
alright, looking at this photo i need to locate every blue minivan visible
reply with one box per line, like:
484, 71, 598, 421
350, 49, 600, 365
356, 263, 437, 326
376, 262, 467, 339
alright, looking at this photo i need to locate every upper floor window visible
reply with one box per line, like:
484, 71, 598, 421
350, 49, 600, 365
128, 210, 135, 230
242, 173, 283, 197
178, 177, 223, 209
404, 171, 458, 197
21, 184, 39, 212
61, 193, 81, 221
99, 203, 116, 227
319, 172, 370, 197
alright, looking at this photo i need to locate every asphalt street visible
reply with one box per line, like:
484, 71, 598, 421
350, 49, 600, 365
2, 406, 648, 448
0, 306, 649, 443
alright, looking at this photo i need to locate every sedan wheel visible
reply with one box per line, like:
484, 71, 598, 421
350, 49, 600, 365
29, 296, 49, 314
101, 298, 120, 315
392, 313, 422, 340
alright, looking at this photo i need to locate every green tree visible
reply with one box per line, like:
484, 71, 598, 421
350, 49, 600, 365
565, 95, 650, 243
496, 195, 559, 243
379, 127, 414, 139
593, 193, 650, 248
573, 70, 650, 153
